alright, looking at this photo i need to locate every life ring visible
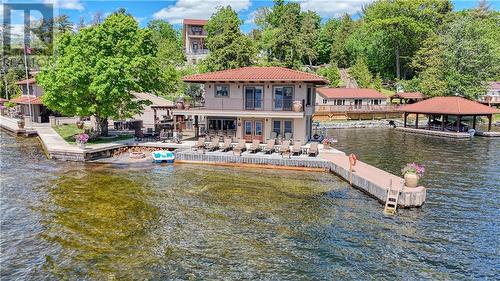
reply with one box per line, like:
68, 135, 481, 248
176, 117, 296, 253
349, 153, 357, 167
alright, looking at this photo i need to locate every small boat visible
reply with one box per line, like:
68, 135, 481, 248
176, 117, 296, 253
151, 150, 175, 163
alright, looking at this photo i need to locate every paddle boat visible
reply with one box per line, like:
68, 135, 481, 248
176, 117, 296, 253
151, 150, 175, 163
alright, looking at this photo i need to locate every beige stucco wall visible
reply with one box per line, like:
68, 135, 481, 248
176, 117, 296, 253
204, 82, 315, 113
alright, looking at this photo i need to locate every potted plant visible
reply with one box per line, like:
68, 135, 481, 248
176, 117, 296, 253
292, 100, 302, 112
75, 133, 89, 149
401, 163, 425, 188
76, 120, 84, 129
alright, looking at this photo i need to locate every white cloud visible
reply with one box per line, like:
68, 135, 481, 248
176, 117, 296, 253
244, 10, 256, 24
298, 0, 374, 17
43, 0, 84, 11
153, 0, 251, 24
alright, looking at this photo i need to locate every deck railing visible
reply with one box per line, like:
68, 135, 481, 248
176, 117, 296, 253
315, 104, 400, 113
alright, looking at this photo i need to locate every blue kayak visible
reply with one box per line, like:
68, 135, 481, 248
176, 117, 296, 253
151, 150, 175, 163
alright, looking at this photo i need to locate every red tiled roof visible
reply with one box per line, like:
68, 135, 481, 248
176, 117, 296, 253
399, 96, 499, 115
391, 92, 425, 99
183, 19, 208, 25
15, 78, 37, 85
10, 96, 43, 105
317, 88, 386, 99
183, 67, 329, 85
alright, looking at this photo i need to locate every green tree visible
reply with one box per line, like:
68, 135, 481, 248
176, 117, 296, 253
317, 65, 340, 87
148, 20, 185, 65
350, 56, 372, 88
297, 11, 321, 65
202, 6, 256, 71
373, 73, 383, 91
37, 11, 160, 136
0, 68, 23, 99
330, 14, 355, 68
315, 18, 340, 65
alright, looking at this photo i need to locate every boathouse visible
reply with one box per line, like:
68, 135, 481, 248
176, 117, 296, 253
398, 96, 499, 137
172, 66, 328, 144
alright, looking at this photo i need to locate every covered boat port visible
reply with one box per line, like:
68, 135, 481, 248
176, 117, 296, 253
397, 96, 499, 138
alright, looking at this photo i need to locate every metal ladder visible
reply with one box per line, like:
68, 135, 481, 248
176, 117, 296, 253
384, 179, 403, 214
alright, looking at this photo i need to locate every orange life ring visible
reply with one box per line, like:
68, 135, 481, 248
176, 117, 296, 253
349, 153, 357, 166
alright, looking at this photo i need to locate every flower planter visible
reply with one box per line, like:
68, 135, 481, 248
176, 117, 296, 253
292, 101, 302, 112
76, 121, 84, 129
404, 173, 419, 188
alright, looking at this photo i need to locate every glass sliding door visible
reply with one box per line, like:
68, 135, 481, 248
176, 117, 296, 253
274, 86, 293, 110
243, 119, 264, 141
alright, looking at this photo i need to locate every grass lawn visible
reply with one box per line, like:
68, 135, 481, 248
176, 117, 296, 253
53, 124, 134, 144
380, 88, 395, 97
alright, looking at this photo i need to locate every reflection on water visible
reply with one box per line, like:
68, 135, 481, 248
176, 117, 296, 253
1, 129, 499, 279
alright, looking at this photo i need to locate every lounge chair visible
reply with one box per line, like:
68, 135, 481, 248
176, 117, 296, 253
207, 138, 220, 151
280, 140, 290, 158
308, 142, 319, 157
233, 139, 247, 156
292, 140, 302, 155
263, 139, 275, 154
192, 137, 206, 151
220, 137, 233, 152
248, 139, 261, 153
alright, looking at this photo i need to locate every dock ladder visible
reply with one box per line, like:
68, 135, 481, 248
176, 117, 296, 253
384, 179, 403, 214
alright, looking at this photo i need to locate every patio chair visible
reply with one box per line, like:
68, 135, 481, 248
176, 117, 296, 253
192, 137, 206, 151
280, 140, 291, 157
134, 130, 144, 141
284, 132, 292, 141
308, 142, 319, 157
248, 139, 261, 153
292, 140, 302, 156
207, 138, 220, 151
159, 131, 169, 143
220, 137, 233, 152
233, 139, 247, 156
263, 139, 275, 154
270, 131, 277, 140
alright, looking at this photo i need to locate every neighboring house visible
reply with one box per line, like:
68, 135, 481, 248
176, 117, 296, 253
172, 66, 329, 144
183, 19, 209, 65
389, 92, 425, 104
12, 78, 55, 123
314, 88, 399, 120
131, 92, 175, 128
479, 82, 500, 107
316, 88, 387, 107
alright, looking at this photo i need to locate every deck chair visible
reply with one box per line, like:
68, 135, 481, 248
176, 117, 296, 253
248, 139, 261, 153
292, 140, 302, 155
263, 139, 275, 154
233, 139, 247, 156
207, 137, 220, 151
220, 137, 233, 152
284, 132, 292, 141
192, 137, 206, 151
280, 140, 291, 158
308, 142, 319, 157
270, 131, 278, 140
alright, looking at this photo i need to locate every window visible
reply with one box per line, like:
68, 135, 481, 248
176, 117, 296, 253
191, 26, 203, 35
306, 87, 312, 106
215, 85, 229, 97
244, 121, 252, 135
208, 118, 236, 131
272, 120, 293, 136
322, 99, 327, 104
273, 120, 281, 135
255, 121, 263, 136
274, 86, 293, 110
245, 86, 263, 110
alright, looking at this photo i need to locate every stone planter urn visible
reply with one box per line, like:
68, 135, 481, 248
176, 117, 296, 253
404, 173, 419, 188
17, 120, 25, 129
176, 101, 184, 110
292, 101, 302, 112
76, 121, 84, 129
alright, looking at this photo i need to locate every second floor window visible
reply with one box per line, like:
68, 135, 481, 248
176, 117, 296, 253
215, 85, 229, 97
245, 86, 263, 110
274, 86, 293, 110
191, 26, 203, 35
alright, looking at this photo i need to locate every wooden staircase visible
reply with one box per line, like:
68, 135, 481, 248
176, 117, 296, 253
384, 179, 403, 214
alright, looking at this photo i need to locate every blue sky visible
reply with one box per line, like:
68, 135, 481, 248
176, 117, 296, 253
3, 0, 500, 33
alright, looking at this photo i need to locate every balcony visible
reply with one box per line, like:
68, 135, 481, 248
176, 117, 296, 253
479, 95, 500, 105
315, 104, 400, 113
186, 49, 209, 56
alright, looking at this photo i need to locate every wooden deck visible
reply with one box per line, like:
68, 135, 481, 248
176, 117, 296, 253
396, 127, 471, 138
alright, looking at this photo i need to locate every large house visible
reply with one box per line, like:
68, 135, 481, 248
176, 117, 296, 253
183, 19, 209, 65
12, 77, 54, 123
172, 66, 329, 144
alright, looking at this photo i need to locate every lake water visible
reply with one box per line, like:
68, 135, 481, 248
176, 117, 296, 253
1, 129, 499, 280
